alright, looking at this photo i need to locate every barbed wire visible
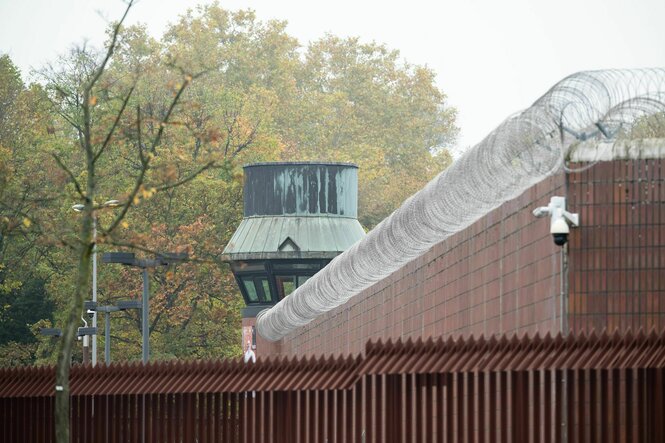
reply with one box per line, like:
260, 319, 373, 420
257, 68, 665, 341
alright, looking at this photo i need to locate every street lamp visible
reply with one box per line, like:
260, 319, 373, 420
39, 328, 62, 337
40, 325, 98, 365
72, 199, 121, 367
102, 251, 187, 363
87, 300, 141, 364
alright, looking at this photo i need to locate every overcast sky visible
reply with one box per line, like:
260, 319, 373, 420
1, 0, 664, 150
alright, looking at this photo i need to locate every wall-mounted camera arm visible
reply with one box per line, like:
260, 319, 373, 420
533, 196, 579, 246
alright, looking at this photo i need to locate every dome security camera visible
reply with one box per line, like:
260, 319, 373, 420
550, 218, 570, 246
532, 196, 579, 246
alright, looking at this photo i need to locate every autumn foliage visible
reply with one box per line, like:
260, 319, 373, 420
0, 3, 457, 366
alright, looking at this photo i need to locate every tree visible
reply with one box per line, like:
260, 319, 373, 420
154, 6, 458, 228
0, 277, 52, 344
31, 2, 225, 439
627, 111, 665, 138
0, 0, 459, 396
281, 35, 457, 227
1, 3, 459, 377
0, 55, 61, 366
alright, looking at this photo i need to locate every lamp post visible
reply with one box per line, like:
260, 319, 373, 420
39, 328, 63, 337
40, 325, 98, 365
72, 199, 120, 367
90, 300, 142, 364
102, 252, 187, 363
80, 316, 90, 365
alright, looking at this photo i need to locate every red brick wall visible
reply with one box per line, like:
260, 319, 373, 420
567, 158, 665, 332
257, 158, 665, 358
245, 316, 281, 358
259, 174, 567, 357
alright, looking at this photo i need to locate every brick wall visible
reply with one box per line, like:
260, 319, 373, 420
257, 158, 665, 358
567, 158, 665, 332
259, 174, 566, 357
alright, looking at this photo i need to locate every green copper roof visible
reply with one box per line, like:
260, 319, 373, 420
222, 215, 365, 261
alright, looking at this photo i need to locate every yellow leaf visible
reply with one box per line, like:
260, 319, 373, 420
121, 221, 129, 229
22, 218, 31, 228
133, 195, 140, 205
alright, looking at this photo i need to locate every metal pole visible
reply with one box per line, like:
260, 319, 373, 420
92, 216, 98, 366
105, 312, 111, 365
81, 315, 90, 365
82, 335, 90, 365
142, 267, 149, 364
561, 244, 569, 336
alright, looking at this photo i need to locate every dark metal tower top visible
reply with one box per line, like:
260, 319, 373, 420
242, 162, 359, 218
223, 162, 365, 310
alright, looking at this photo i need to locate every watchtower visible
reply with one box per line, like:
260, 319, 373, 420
222, 162, 365, 353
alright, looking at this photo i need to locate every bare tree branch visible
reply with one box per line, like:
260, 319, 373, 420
232, 118, 260, 157
93, 83, 136, 163
149, 78, 190, 153
103, 106, 148, 235
103, 75, 195, 236
51, 153, 86, 199
154, 161, 217, 192
85, 0, 134, 94
137, 105, 145, 164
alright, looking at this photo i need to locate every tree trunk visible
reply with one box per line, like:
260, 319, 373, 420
54, 229, 92, 442
55, 105, 95, 441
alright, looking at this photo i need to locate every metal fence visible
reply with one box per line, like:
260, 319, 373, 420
2, 330, 664, 442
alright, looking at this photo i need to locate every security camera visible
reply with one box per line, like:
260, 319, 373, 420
551, 218, 570, 246
532, 196, 579, 246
